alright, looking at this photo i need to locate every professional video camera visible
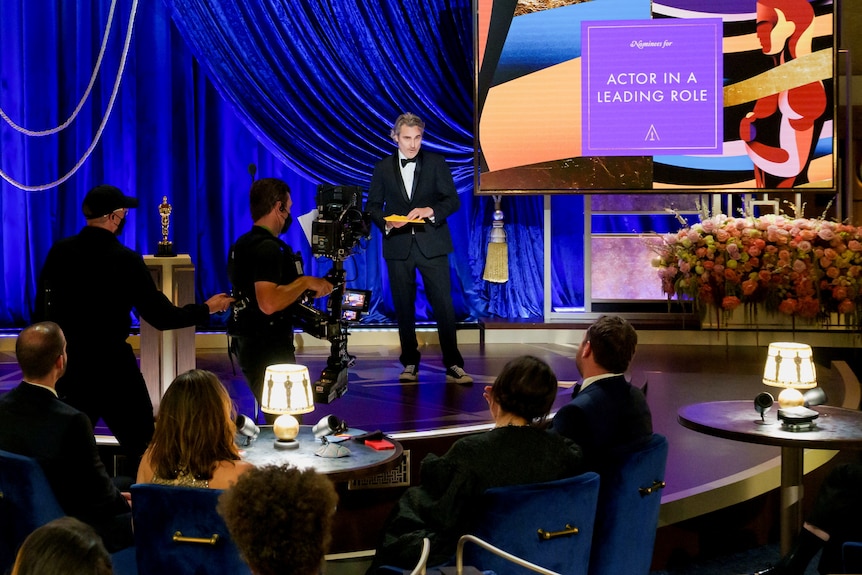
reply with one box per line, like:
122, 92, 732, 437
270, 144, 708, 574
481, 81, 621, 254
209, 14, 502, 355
311, 185, 371, 260
295, 184, 372, 404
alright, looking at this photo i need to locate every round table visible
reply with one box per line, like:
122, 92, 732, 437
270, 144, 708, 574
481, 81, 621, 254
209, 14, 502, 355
678, 401, 862, 554
239, 426, 403, 483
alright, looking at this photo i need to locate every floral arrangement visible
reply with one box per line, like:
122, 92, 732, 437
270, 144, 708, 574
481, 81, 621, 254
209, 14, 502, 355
649, 212, 862, 325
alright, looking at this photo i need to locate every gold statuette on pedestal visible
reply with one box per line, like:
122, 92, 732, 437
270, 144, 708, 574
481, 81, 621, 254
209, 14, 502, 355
157, 195, 175, 257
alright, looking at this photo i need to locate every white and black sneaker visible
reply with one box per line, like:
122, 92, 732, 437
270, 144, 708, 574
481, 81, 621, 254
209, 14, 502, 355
446, 365, 473, 386
399, 364, 419, 382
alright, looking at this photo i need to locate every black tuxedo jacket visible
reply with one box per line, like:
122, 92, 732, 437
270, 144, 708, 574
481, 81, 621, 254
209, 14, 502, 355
367, 150, 460, 260
0, 382, 130, 525
551, 374, 653, 469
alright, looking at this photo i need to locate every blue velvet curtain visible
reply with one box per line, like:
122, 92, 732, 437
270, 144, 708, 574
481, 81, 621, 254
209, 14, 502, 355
0, 0, 559, 328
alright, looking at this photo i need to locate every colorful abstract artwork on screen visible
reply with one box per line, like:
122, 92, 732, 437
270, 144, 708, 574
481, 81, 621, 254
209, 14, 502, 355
475, 0, 835, 193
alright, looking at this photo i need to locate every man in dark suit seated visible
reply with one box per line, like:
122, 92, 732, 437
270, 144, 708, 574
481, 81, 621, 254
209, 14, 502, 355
0, 322, 133, 551
551, 315, 653, 469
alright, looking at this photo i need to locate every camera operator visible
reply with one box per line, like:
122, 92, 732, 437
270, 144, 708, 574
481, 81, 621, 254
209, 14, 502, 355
228, 178, 334, 423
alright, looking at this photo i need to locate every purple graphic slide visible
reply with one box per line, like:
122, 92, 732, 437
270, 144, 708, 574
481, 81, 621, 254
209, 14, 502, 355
581, 19, 723, 156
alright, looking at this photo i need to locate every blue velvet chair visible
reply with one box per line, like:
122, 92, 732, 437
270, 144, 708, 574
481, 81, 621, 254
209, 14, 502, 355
0, 449, 66, 572
456, 534, 561, 575
588, 433, 668, 575
464, 472, 601, 575
130, 483, 252, 575
0, 449, 137, 575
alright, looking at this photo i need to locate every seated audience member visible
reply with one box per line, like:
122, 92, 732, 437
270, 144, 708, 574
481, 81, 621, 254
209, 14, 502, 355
218, 464, 338, 575
11, 516, 113, 575
368, 355, 585, 571
752, 460, 862, 574
137, 369, 253, 488
551, 315, 653, 468
0, 322, 132, 552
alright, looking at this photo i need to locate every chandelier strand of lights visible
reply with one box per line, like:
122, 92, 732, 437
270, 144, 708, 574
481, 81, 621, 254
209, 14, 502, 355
0, 0, 138, 192
0, 0, 118, 136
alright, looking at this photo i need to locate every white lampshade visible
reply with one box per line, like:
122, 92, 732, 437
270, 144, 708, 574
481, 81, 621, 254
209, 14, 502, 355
261, 364, 315, 416
762, 342, 817, 409
762, 342, 817, 389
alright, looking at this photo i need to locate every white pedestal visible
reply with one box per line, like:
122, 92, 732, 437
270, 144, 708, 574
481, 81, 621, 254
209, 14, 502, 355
141, 254, 196, 412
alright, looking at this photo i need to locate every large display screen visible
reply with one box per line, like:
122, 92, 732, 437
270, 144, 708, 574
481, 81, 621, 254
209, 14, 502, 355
475, 0, 835, 194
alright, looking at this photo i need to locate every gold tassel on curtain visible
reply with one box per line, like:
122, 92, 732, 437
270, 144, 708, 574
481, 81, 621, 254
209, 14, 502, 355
482, 195, 508, 283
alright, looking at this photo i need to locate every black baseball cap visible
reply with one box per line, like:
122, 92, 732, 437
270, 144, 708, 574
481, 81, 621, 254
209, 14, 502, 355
82, 185, 139, 219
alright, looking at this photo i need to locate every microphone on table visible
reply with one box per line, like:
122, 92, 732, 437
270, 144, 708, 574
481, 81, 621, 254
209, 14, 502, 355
754, 392, 774, 423
236, 414, 260, 446
312, 415, 348, 439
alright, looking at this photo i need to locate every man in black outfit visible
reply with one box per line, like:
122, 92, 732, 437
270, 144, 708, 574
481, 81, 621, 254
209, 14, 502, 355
551, 315, 653, 469
228, 178, 334, 422
36, 184, 233, 465
366, 113, 472, 385
0, 322, 133, 552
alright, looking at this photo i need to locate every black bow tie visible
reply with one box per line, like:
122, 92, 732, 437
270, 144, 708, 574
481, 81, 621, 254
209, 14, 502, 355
401, 157, 417, 167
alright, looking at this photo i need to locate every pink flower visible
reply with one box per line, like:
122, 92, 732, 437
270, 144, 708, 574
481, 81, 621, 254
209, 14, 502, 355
797, 297, 820, 318
778, 299, 798, 315
742, 279, 758, 296
722, 296, 741, 310
652, 214, 862, 320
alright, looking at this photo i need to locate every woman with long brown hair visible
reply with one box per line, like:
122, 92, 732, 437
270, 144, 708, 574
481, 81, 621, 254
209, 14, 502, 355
137, 369, 252, 488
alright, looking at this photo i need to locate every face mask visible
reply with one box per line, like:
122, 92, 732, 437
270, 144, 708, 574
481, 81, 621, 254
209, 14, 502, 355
281, 214, 293, 235
114, 215, 127, 236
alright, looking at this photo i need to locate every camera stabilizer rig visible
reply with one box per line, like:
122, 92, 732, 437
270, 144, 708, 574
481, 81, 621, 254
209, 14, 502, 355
293, 184, 371, 404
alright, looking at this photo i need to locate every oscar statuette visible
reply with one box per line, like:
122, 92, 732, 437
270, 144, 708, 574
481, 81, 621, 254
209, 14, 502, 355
156, 196, 175, 257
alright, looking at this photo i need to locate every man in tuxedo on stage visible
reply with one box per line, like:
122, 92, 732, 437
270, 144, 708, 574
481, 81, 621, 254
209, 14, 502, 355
0, 322, 133, 552
367, 113, 472, 385
551, 315, 652, 468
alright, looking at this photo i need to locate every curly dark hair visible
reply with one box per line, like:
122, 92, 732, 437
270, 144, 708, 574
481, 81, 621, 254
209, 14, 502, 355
218, 465, 338, 575
12, 517, 112, 575
491, 355, 558, 424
